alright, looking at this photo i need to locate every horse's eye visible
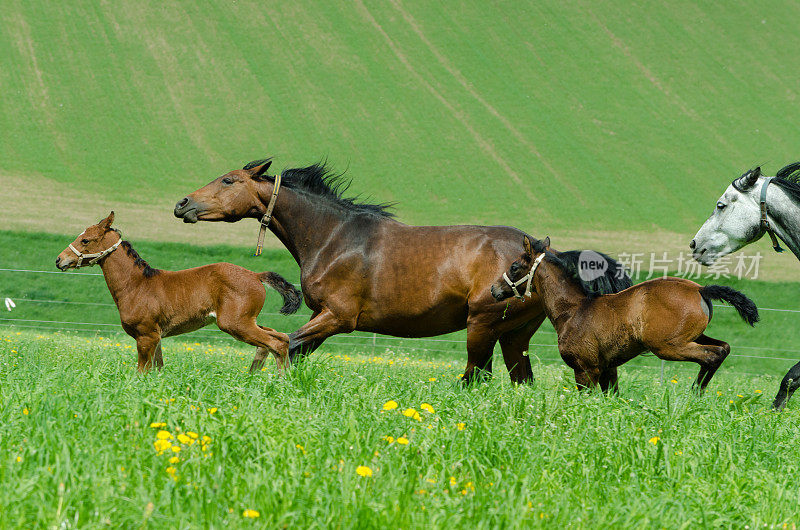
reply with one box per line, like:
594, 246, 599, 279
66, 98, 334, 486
81, 239, 89, 245
222, 177, 233, 185
510, 263, 520, 273
716, 201, 726, 210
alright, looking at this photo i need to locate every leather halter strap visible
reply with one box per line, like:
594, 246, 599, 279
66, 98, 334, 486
69, 231, 123, 268
759, 177, 785, 253
503, 252, 545, 299
254, 173, 281, 256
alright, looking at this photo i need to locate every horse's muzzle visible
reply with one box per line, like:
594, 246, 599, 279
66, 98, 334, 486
174, 197, 199, 223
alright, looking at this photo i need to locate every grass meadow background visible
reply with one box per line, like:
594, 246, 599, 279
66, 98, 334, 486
1, 0, 800, 527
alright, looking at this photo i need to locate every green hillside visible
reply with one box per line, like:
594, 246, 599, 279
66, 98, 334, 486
3, 1, 800, 235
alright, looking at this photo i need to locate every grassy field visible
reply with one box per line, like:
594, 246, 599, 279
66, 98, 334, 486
3, 1, 800, 239
1, 329, 799, 528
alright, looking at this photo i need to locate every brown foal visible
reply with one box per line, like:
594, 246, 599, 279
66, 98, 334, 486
491, 236, 759, 392
55, 212, 301, 373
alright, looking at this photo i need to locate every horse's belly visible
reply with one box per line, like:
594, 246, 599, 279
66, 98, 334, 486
356, 305, 467, 337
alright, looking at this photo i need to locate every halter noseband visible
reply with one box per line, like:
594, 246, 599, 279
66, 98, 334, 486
254, 173, 282, 257
503, 252, 546, 299
758, 177, 785, 253
68, 231, 123, 268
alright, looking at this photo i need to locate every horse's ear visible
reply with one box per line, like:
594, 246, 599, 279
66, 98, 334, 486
542, 236, 550, 249
523, 236, 532, 257
739, 167, 761, 189
99, 211, 114, 229
249, 160, 272, 179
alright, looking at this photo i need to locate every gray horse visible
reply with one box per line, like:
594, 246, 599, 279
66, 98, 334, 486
690, 162, 800, 410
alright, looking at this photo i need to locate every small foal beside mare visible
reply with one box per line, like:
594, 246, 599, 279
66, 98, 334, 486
55, 212, 301, 372
491, 236, 759, 392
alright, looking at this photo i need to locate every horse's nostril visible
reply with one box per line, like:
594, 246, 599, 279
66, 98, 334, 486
689, 239, 696, 250
177, 197, 189, 209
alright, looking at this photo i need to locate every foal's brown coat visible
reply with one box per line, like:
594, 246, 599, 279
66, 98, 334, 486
491, 237, 759, 392
56, 213, 301, 372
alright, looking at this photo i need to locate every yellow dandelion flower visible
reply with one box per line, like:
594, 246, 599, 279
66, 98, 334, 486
207, 407, 218, 414
648, 436, 660, 445
755, 389, 762, 394
420, 403, 435, 414
149, 422, 166, 429
403, 408, 422, 421
156, 430, 173, 440
242, 509, 260, 518
154, 439, 172, 453
169, 456, 180, 464
674, 451, 683, 456
457, 422, 466, 431
670, 379, 678, 384
177, 433, 193, 445
22, 408, 29, 416
16, 456, 22, 463
737, 394, 744, 398
165, 466, 177, 475
296, 444, 306, 454
449, 476, 457, 486
429, 377, 437, 382
382, 435, 395, 443
187, 432, 199, 439
382, 400, 398, 411
171, 446, 181, 453
202, 435, 212, 443
426, 478, 437, 484
717, 391, 723, 396
356, 465, 373, 477
397, 437, 409, 445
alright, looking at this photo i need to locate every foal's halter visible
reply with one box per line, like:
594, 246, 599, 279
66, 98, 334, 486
69, 231, 123, 268
254, 173, 282, 257
503, 252, 546, 299
758, 177, 785, 253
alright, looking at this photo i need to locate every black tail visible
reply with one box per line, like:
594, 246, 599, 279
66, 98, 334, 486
259, 272, 302, 315
699, 285, 759, 326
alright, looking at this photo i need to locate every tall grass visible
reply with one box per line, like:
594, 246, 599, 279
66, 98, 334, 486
1, 330, 798, 528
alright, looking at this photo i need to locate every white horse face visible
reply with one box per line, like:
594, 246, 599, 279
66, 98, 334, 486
691, 168, 764, 265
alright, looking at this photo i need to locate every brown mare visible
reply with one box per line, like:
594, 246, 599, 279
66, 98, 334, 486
491, 236, 760, 392
173, 158, 632, 383
55, 212, 301, 372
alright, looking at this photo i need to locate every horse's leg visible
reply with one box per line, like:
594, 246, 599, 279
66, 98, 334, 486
249, 346, 270, 374
692, 334, 731, 391
573, 368, 597, 390
462, 323, 497, 384
773, 360, 800, 411
219, 317, 291, 373
650, 338, 729, 393
135, 333, 161, 372
153, 341, 164, 370
599, 366, 619, 394
498, 315, 544, 384
288, 308, 353, 362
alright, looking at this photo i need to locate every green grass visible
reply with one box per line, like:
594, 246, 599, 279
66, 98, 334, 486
2, 329, 799, 528
3, 1, 800, 232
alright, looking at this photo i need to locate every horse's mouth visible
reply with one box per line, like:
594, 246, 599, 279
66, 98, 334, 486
179, 208, 199, 223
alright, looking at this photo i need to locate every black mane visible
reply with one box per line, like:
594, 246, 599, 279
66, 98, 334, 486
774, 162, 800, 202
116, 233, 160, 278
244, 158, 395, 218
550, 250, 633, 298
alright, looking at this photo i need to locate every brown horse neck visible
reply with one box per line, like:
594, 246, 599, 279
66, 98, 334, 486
97, 237, 149, 304
533, 261, 588, 332
256, 181, 386, 266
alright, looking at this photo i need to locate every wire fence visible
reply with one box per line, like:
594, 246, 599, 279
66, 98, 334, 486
2, 268, 798, 379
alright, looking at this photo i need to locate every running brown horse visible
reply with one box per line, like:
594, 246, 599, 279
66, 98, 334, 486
173, 158, 631, 383
491, 236, 760, 392
55, 212, 301, 372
